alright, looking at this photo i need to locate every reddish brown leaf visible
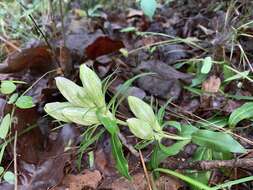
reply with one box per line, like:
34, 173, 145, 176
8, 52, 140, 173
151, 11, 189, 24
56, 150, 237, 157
85, 36, 125, 60
0, 46, 55, 74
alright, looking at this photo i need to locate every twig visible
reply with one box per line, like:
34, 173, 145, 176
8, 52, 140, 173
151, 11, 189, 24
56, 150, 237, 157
163, 158, 253, 171
0, 36, 21, 52
59, 0, 66, 46
118, 132, 139, 157
139, 150, 152, 190
14, 131, 18, 190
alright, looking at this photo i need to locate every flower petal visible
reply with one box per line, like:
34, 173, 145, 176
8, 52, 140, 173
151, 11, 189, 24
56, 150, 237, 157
79, 64, 105, 108
127, 118, 154, 140
44, 102, 72, 122
128, 96, 157, 126
55, 77, 94, 108
63, 107, 99, 126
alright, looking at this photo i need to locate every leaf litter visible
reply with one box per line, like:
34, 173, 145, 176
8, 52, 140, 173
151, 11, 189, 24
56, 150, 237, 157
1, 0, 253, 189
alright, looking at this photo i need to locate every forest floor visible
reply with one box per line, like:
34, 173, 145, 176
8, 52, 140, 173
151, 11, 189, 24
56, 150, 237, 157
1, 0, 253, 189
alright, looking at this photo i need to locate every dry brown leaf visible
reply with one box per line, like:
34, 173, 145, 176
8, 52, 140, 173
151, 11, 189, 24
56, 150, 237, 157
61, 170, 102, 190
202, 75, 221, 93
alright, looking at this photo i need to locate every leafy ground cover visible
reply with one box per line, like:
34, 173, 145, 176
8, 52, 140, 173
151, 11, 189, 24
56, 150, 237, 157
1, 0, 253, 189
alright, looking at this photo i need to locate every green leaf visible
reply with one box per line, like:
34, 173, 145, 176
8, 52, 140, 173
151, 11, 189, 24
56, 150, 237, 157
154, 168, 212, 190
127, 118, 154, 140
224, 70, 250, 82
7, 93, 19, 104
201, 56, 213, 74
4, 171, 15, 184
192, 130, 246, 153
44, 102, 73, 122
187, 147, 212, 188
140, 0, 157, 20
55, 77, 94, 108
159, 140, 190, 156
163, 121, 181, 132
229, 102, 253, 128
0, 114, 11, 139
111, 135, 131, 179
63, 107, 99, 126
0, 166, 4, 176
0, 81, 16, 94
97, 112, 119, 135
15, 95, 35, 109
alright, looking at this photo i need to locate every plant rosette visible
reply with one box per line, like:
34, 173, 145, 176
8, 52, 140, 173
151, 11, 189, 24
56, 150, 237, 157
127, 96, 189, 142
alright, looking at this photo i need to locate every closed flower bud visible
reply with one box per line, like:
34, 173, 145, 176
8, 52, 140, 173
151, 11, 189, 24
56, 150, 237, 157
127, 118, 154, 140
63, 107, 99, 126
79, 64, 105, 108
44, 102, 73, 122
55, 77, 94, 108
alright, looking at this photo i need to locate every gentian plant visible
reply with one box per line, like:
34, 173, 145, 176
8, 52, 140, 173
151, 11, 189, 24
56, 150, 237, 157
45, 64, 246, 180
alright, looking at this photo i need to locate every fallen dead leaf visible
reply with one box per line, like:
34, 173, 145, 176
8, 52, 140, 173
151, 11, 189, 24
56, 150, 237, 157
85, 36, 125, 60
60, 170, 102, 190
202, 75, 221, 93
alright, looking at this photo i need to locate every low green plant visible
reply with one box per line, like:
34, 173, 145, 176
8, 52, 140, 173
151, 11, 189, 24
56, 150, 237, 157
0, 79, 35, 184
44, 64, 246, 185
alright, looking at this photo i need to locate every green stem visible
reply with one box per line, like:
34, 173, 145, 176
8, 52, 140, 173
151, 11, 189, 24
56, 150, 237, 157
159, 132, 191, 141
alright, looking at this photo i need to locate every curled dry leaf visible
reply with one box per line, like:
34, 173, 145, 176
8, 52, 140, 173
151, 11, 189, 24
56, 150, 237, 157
0, 46, 55, 74
85, 36, 125, 60
202, 75, 221, 93
56, 170, 102, 190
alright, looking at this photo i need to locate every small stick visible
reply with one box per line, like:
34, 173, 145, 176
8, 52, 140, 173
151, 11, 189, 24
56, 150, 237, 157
59, 0, 66, 46
139, 150, 152, 190
0, 36, 21, 52
163, 158, 253, 171
14, 131, 18, 190
118, 132, 139, 157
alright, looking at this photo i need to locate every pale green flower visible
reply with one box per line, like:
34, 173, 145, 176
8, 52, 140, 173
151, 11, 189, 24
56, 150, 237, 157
62, 107, 99, 125
126, 118, 154, 140
80, 64, 105, 108
128, 96, 161, 132
55, 77, 94, 108
44, 102, 73, 122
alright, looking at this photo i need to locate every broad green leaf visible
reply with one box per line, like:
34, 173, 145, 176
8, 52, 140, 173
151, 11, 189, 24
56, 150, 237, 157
15, 95, 35, 109
128, 96, 160, 131
180, 124, 198, 137
97, 112, 119, 135
201, 56, 213, 74
229, 102, 253, 128
127, 118, 154, 140
159, 140, 190, 156
187, 147, 212, 188
44, 102, 72, 122
111, 135, 131, 179
192, 130, 246, 153
63, 107, 99, 126
80, 64, 105, 108
140, 0, 157, 20
4, 171, 15, 184
0, 114, 11, 139
196, 117, 228, 129
154, 168, 212, 190
0, 81, 16, 95
55, 77, 94, 108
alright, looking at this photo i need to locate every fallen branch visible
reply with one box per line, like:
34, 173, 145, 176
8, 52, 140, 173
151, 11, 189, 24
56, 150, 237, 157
163, 158, 253, 171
